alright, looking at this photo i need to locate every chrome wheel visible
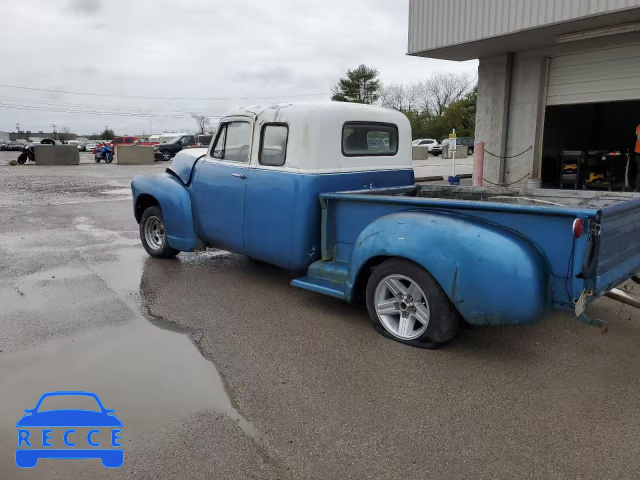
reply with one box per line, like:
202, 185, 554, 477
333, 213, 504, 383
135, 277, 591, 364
161, 150, 171, 161
143, 216, 166, 251
374, 274, 430, 340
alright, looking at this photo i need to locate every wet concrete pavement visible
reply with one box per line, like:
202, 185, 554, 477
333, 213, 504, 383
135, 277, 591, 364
2, 152, 640, 479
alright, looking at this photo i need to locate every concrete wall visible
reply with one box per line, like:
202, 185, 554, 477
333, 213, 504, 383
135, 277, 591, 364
475, 54, 511, 184
33, 145, 80, 165
476, 52, 547, 186
412, 146, 429, 160
115, 146, 154, 165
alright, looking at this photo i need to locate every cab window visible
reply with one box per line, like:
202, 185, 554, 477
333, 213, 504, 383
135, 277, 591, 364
342, 122, 398, 157
259, 124, 288, 167
124, 137, 135, 144
211, 122, 251, 162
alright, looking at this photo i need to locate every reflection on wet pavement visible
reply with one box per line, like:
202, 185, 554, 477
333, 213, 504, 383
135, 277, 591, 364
0, 216, 261, 473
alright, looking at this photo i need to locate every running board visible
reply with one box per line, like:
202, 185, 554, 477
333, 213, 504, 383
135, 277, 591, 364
291, 276, 346, 300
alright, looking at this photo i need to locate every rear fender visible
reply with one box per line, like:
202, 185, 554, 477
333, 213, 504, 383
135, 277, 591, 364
348, 211, 552, 326
131, 173, 204, 252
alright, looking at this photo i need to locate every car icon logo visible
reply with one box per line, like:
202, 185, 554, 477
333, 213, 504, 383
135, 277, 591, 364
15, 391, 123, 468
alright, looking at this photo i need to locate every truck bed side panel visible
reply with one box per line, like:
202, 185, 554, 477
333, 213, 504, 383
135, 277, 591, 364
325, 196, 588, 307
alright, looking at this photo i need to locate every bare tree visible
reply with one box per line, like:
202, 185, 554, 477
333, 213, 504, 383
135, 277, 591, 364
380, 83, 423, 112
192, 114, 211, 134
58, 127, 71, 144
420, 73, 475, 116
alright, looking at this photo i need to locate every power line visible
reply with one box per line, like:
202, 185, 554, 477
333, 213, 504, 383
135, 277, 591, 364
0, 95, 227, 116
0, 83, 330, 101
0, 102, 223, 119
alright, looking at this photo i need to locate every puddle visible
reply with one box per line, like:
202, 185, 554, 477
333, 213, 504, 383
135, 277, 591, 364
0, 219, 261, 458
99, 188, 131, 196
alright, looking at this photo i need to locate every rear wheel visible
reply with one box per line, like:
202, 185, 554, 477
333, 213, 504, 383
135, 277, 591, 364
94, 155, 101, 163
17, 153, 28, 164
139, 206, 179, 259
366, 258, 460, 348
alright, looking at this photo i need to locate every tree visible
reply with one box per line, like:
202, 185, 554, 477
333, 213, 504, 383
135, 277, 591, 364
192, 114, 211, 134
100, 128, 115, 140
331, 64, 381, 104
58, 127, 71, 144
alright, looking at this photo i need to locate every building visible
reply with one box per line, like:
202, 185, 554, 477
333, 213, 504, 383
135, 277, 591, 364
409, 0, 640, 187
8, 131, 77, 143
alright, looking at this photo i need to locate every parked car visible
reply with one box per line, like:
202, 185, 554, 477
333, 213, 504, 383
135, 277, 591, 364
0, 140, 7, 151
456, 137, 475, 155
412, 138, 442, 156
8, 142, 25, 151
110, 136, 138, 149
85, 142, 97, 153
131, 102, 640, 349
153, 135, 196, 161
194, 134, 213, 149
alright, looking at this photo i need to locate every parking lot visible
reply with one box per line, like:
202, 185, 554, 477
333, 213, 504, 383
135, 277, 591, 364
1, 151, 640, 479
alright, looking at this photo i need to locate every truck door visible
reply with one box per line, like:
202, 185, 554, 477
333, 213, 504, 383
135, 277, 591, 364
191, 120, 252, 254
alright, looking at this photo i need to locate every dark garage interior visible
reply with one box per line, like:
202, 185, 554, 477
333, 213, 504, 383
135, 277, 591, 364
541, 101, 639, 190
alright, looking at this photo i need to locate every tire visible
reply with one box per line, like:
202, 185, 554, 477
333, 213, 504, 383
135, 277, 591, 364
17, 153, 28, 164
139, 206, 179, 259
468, 147, 473, 156
105, 153, 113, 164
365, 258, 460, 348
160, 149, 172, 161
94, 155, 101, 163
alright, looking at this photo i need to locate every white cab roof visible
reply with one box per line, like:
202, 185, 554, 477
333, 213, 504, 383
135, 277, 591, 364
218, 102, 412, 173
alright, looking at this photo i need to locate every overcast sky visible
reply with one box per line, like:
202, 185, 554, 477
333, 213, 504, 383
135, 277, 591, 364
0, 0, 478, 136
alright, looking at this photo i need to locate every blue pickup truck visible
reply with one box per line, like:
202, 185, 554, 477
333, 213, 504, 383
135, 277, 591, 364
131, 102, 640, 348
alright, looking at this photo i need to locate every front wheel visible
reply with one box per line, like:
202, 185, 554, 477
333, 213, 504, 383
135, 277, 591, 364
160, 149, 172, 161
17, 153, 28, 164
139, 206, 179, 259
105, 153, 113, 164
366, 258, 460, 348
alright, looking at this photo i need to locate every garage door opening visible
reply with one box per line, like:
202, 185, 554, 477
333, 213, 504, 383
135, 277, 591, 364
541, 100, 639, 190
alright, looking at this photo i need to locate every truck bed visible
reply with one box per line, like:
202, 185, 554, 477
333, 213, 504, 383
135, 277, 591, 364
308, 185, 640, 315
359, 184, 639, 210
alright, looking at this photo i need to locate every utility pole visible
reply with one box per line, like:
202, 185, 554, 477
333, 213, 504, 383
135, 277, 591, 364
51, 124, 57, 140
15, 122, 20, 132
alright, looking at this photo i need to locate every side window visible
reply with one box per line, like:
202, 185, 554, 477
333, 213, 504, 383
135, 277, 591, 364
259, 124, 288, 167
342, 122, 398, 157
211, 125, 227, 159
419, 140, 433, 145
124, 137, 135, 144
210, 122, 252, 162
114, 138, 123, 144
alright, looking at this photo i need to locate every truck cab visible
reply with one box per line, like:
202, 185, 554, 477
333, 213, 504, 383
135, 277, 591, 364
133, 102, 414, 270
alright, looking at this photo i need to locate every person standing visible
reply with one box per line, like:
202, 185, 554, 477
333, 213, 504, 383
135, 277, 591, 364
632, 124, 640, 192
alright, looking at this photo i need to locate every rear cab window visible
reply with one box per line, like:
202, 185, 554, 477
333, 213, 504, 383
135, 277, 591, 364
342, 122, 398, 157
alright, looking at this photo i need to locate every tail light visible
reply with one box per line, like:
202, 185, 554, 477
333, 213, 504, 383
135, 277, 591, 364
572, 218, 584, 238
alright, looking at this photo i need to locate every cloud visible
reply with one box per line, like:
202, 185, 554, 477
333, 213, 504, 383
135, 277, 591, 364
68, 0, 102, 15
0, 0, 478, 134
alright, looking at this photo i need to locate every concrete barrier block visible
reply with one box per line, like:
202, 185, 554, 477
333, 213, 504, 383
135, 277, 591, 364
116, 146, 154, 165
34, 145, 80, 165
412, 146, 429, 160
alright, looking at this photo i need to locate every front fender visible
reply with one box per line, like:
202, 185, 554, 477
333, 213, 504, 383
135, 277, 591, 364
348, 211, 552, 326
131, 173, 204, 252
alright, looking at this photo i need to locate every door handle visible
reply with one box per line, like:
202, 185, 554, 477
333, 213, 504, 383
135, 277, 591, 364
231, 173, 246, 180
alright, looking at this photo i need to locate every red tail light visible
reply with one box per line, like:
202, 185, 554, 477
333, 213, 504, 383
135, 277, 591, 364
572, 218, 584, 238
